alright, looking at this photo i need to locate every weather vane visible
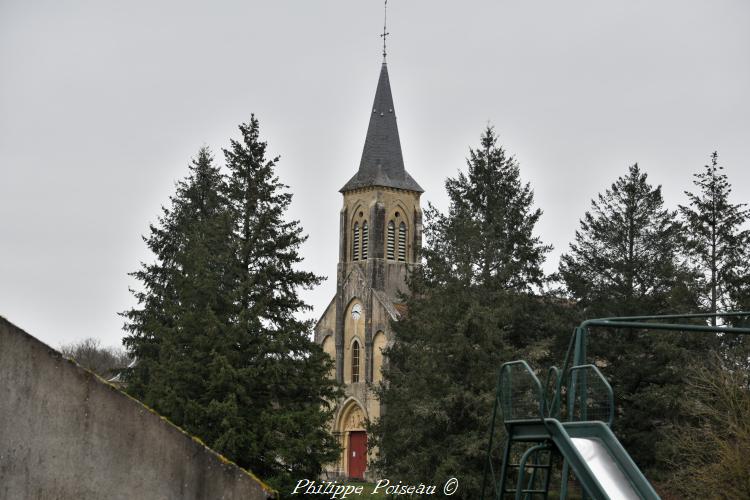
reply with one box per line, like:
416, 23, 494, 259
380, 0, 389, 60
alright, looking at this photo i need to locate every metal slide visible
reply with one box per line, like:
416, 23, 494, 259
483, 312, 750, 499
482, 360, 661, 499
545, 419, 659, 500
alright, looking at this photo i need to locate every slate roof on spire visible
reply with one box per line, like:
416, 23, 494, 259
340, 63, 423, 193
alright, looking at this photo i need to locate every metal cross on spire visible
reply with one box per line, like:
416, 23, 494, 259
380, 0, 389, 61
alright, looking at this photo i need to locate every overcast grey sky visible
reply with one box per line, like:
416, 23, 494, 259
2, 1, 749, 349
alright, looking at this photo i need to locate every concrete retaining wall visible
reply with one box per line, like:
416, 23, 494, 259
0, 316, 275, 500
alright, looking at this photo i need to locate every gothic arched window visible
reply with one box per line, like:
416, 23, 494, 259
386, 221, 395, 260
351, 340, 360, 383
398, 222, 407, 261
352, 222, 360, 261
361, 221, 369, 260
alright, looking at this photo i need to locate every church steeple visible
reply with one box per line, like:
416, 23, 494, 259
340, 63, 423, 193
315, 16, 424, 478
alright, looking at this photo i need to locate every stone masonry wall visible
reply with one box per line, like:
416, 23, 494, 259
0, 316, 275, 500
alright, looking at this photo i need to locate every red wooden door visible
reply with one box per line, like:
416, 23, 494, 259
348, 431, 367, 479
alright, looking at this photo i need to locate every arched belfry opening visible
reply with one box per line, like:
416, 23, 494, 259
386, 220, 396, 260
352, 222, 360, 261
398, 221, 407, 261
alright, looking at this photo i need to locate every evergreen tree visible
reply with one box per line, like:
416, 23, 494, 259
123, 147, 234, 412
678, 151, 750, 322
371, 127, 554, 499
432, 127, 551, 291
559, 164, 689, 316
219, 116, 340, 491
123, 121, 340, 495
559, 164, 702, 473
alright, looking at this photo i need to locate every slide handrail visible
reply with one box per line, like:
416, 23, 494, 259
593, 310, 750, 323
495, 361, 615, 426
544, 366, 563, 419
559, 310, 750, 429
568, 364, 614, 427
498, 360, 546, 424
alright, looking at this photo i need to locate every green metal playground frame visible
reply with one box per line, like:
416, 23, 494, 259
481, 311, 750, 500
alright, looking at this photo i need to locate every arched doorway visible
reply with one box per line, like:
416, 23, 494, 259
337, 399, 367, 479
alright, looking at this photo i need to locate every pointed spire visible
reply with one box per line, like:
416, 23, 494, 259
340, 63, 423, 193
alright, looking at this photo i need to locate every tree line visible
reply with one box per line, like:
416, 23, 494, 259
372, 127, 750, 498
116, 116, 749, 498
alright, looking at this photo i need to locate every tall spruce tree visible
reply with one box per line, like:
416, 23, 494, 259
218, 116, 340, 492
678, 152, 750, 322
559, 164, 703, 473
123, 147, 234, 411
371, 127, 554, 499
123, 120, 340, 494
559, 164, 689, 316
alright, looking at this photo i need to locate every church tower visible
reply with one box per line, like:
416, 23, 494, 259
314, 59, 423, 480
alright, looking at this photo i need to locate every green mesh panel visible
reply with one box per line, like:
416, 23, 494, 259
499, 362, 543, 422
568, 365, 613, 425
